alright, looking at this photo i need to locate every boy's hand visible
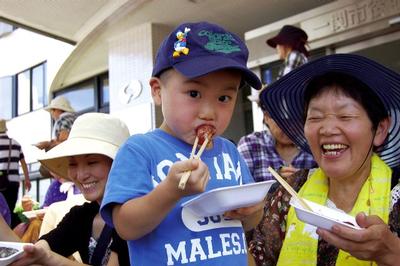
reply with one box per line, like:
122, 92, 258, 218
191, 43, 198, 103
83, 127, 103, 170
167, 159, 209, 197
223, 201, 264, 231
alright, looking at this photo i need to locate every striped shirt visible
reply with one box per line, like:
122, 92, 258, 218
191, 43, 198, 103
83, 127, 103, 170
278, 50, 308, 79
52, 112, 77, 139
237, 130, 317, 182
0, 133, 24, 182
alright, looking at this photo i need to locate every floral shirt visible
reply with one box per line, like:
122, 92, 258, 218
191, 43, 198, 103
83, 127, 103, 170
249, 170, 400, 266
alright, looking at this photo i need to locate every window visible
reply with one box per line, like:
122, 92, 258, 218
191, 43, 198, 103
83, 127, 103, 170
32, 64, 46, 110
99, 74, 109, 113
54, 72, 109, 114
16, 62, 47, 116
0, 76, 14, 119
0, 22, 16, 38
55, 80, 95, 113
17, 70, 31, 115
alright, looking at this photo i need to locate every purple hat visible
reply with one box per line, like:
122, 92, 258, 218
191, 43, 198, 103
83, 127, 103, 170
260, 54, 400, 167
152, 21, 262, 90
266, 25, 308, 48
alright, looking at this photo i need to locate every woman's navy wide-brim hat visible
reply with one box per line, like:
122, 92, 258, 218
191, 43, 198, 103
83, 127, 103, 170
260, 53, 400, 167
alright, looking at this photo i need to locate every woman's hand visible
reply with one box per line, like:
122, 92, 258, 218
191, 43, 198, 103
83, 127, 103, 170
11, 240, 86, 266
34, 141, 51, 151
317, 212, 400, 266
11, 242, 50, 266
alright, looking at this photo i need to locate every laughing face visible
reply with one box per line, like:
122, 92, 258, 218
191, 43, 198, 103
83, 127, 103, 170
67, 154, 113, 203
304, 87, 387, 181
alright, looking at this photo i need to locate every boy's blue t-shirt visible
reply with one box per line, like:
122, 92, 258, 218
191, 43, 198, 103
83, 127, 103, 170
100, 129, 254, 265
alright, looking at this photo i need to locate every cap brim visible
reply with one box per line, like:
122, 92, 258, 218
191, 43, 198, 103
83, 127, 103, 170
38, 137, 119, 180
266, 35, 288, 48
266, 37, 278, 48
260, 53, 400, 167
44, 105, 75, 113
174, 55, 262, 90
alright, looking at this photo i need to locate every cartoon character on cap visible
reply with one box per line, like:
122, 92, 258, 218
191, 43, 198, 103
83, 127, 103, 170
173, 27, 191, 57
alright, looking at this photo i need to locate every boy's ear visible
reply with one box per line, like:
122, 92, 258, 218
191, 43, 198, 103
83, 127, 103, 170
149, 77, 162, 106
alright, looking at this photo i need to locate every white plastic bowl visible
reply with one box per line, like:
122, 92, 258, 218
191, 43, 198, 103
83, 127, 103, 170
290, 198, 362, 231
182, 180, 276, 216
22, 209, 47, 219
0, 242, 33, 266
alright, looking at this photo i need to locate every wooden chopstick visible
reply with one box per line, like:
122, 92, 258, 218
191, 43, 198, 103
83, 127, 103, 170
194, 137, 208, 159
190, 136, 199, 159
178, 137, 209, 190
267, 166, 313, 211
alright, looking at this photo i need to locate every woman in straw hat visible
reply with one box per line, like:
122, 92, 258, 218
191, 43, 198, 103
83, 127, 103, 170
35, 96, 77, 151
249, 54, 400, 265
14, 113, 130, 266
35, 96, 79, 208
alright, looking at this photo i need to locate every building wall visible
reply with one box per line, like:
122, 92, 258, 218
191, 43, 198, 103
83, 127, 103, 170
0, 29, 73, 163
246, 0, 400, 131
108, 23, 170, 134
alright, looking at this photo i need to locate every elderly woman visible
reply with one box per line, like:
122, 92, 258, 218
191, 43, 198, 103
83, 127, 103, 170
13, 113, 130, 266
249, 54, 400, 265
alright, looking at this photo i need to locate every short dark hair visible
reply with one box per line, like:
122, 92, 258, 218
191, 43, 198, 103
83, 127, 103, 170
303, 72, 388, 131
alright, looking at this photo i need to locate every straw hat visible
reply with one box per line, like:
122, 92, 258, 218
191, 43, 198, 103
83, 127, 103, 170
45, 96, 75, 113
0, 119, 7, 133
260, 54, 400, 167
38, 113, 130, 180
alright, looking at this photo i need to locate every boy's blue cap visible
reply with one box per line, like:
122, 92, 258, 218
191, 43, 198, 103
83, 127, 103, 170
152, 21, 262, 90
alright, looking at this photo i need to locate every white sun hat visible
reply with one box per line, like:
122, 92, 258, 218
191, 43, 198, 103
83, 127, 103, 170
38, 112, 130, 180
44, 96, 75, 113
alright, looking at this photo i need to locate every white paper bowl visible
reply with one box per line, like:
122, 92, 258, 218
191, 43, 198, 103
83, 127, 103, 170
290, 198, 362, 231
0, 242, 33, 266
182, 180, 276, 216
22, 209, 47, 219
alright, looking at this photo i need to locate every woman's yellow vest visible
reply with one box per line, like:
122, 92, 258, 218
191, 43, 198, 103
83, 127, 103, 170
277, 154, 392, 265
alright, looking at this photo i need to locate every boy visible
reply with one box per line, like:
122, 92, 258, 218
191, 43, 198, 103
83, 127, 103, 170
100, 21, 262, 265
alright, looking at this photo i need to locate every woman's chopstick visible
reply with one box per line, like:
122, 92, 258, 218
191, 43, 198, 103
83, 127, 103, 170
178, 137, 209, 190
267, 166, 313, 211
